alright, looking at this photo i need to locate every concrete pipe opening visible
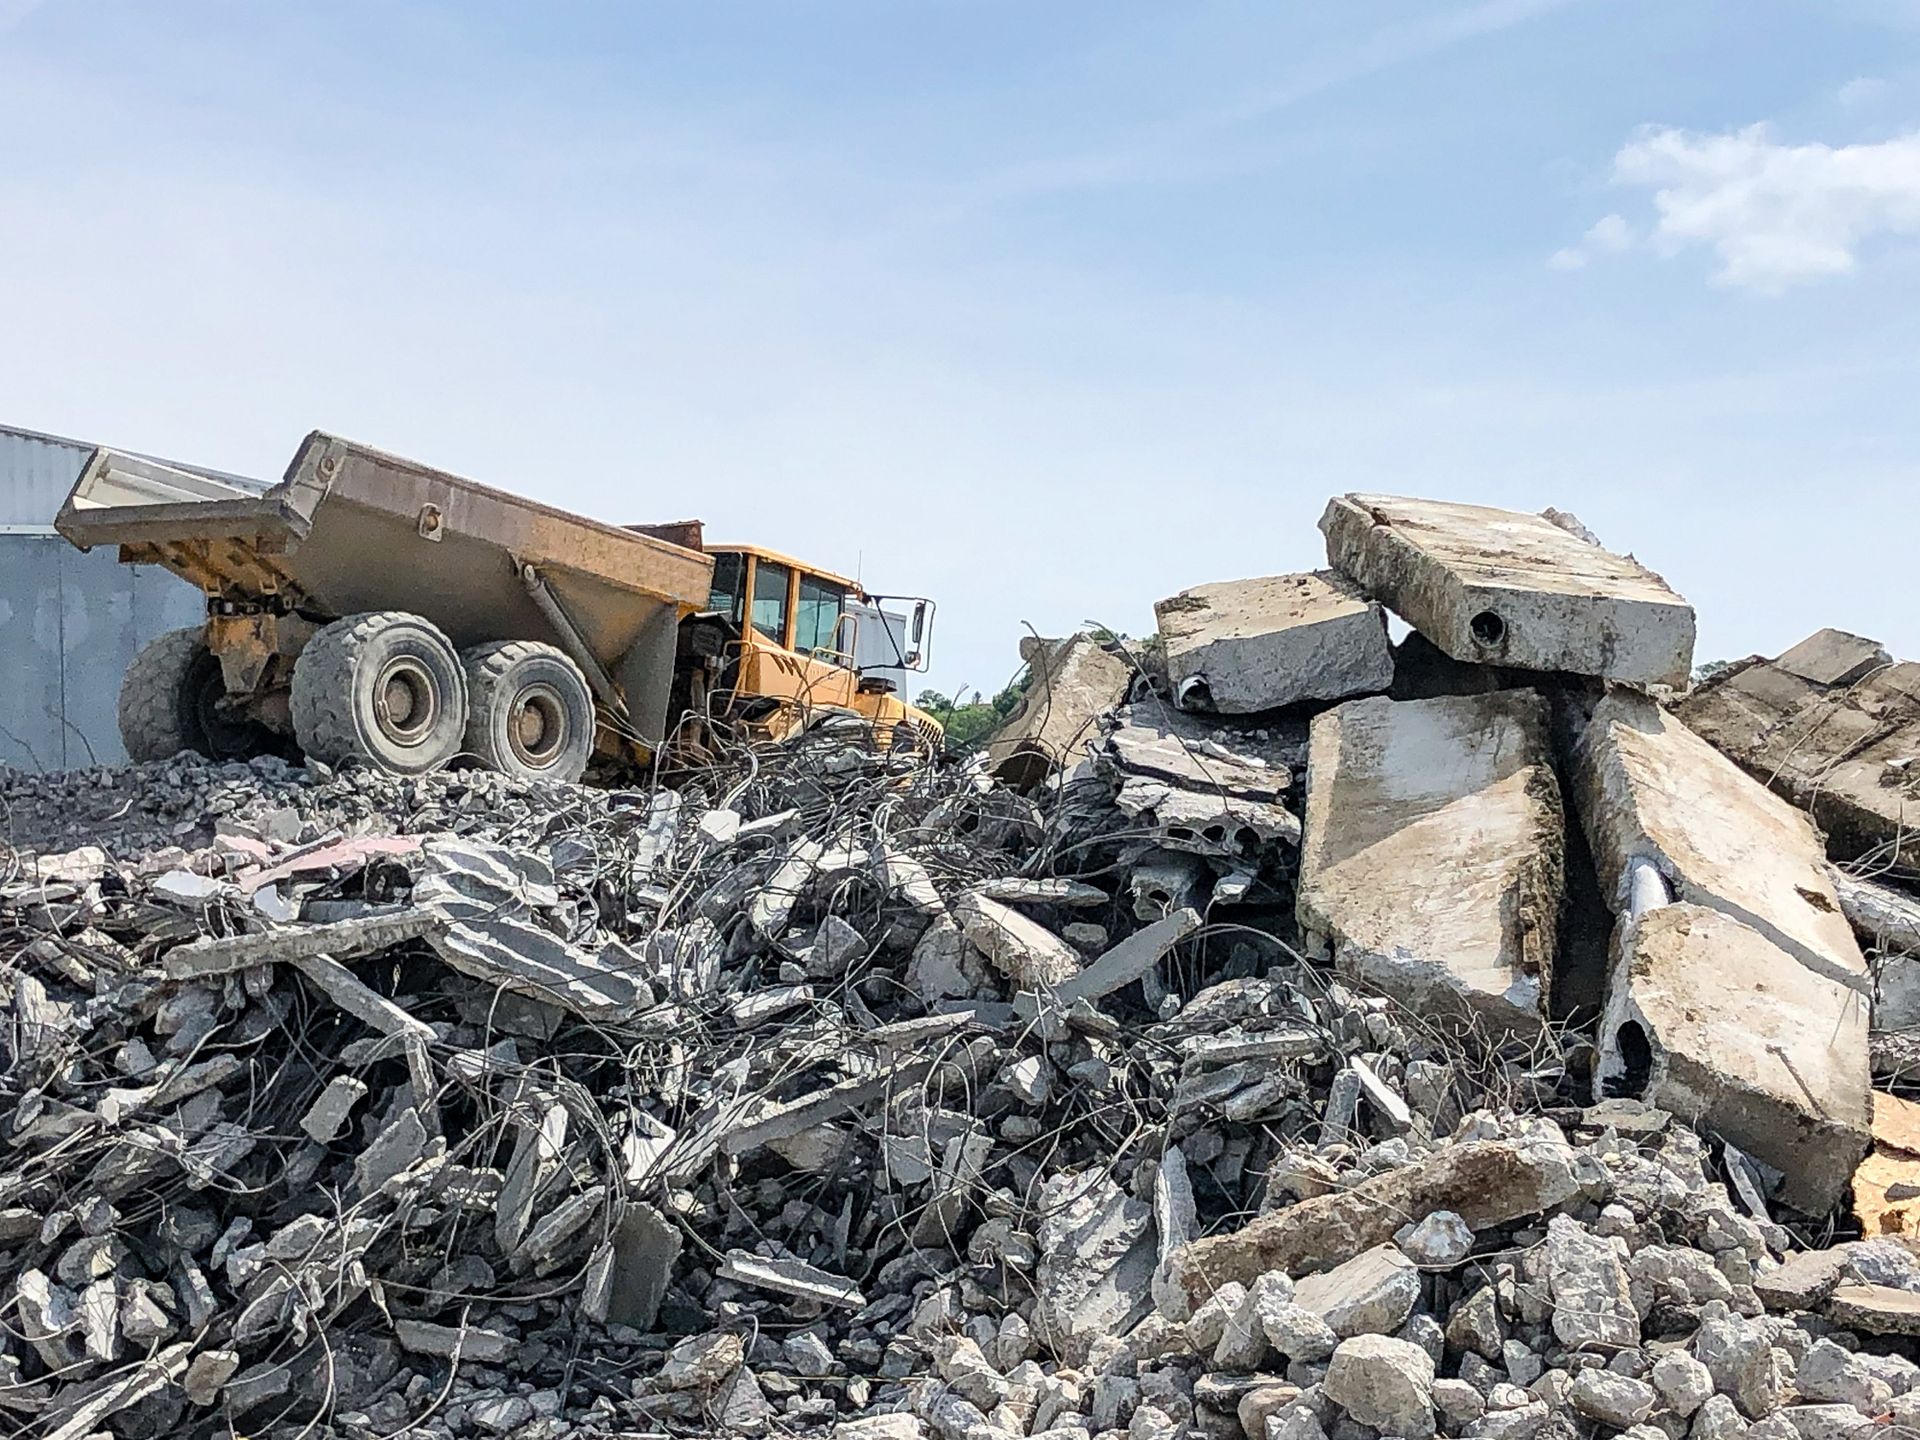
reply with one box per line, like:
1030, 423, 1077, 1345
1469, 609, 1507, 648
1604, 1020, 1654, 1099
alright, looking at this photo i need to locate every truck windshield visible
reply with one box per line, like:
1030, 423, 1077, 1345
752, 560, 790, 644
707, 551, 745, 623
796, 575, 848, 660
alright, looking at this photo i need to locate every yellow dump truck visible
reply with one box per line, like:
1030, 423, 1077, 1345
55, 432, 941, 781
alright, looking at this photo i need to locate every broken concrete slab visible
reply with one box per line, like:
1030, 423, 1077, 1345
593, 1202, 680, 1331
1574, 692, 1871, 1212
718, 1058, 939, 1160
39, 1340, 191, 1440
1296, 691, 1563, 1034
1112, 773, 1302, 855
1155, 570, 1394, 714
720, 1250, 866, 1308
1754, 1248, 1851, 1312
1776, 628, 1893, 687
951, 891, 1082, 990
965, 877, 1104, 911
1677, 633, 1919, 862
300, 1076, 369, 1144
1826, 1284, 1920, 1336
1165, 1140, 1582, 1311
1016, 907, 1199, 1018
1598, 903, 1869, 1214
1320, 493, 1695, 686
1595, 904, 1868, 1215
1098, 699, 1303, 857
1103, 700, 1297, 799
1834, 872, 1920, 1027
985, 633, 1133, 790
1578, 693, 1871, 994
164, 909, 439, 978
1031, 1168, 1157, 1363
393, 1318, 516, 1362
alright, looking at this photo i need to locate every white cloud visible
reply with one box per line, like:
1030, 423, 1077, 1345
1547, 212, 1634, 270
1598, 123, 1920, 292
1836, 76, 1888, 109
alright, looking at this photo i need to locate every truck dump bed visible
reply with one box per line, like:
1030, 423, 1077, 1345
56, 431, 716, 742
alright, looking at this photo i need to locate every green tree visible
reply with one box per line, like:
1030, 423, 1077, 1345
915, 688, 1007, 751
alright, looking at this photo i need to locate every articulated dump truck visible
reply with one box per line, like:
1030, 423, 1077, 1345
56, 432, 941, 782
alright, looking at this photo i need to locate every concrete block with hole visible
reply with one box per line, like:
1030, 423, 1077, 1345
1320, 494, 1695, 688
1296, 690, 1563, 1035
1573, 691, 1871, 1211
1154, 570, 1393, 714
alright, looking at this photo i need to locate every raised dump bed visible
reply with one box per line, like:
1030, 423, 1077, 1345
57, 432, 715, 780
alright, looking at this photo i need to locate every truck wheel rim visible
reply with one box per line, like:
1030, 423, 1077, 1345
191, 660, 257, 759
373, 658, 440, 747
508, 683, 567, 768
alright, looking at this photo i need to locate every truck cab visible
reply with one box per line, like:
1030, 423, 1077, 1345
701, 545, 941, 749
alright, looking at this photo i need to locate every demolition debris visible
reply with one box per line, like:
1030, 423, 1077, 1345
3, 491, 1920, 1440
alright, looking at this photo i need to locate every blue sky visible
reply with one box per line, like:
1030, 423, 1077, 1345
2, 1, 1916, 698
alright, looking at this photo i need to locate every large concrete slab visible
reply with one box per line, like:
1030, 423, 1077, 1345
1573, 693, 1871, 1212
1155, 570, 1393, 714
1604, 904, 1867, 1213
1677, 630, 1919, 863
986, 633, 1132, 791
1296, 691, 1563, 1034
1320, 494, 1695, 687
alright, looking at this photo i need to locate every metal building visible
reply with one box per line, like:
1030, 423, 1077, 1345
0, 424, 248, 771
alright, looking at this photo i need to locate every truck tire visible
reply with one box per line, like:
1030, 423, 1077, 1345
460, 640, 595, 783
291, 612, 468, 775
118, 626, 276, 763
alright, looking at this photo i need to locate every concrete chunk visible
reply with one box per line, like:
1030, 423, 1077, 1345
165, 909, 439, 978
1032, 1168, 1157, 1363
1826, 1283, 1920, 1335
985, 633, 1132, 790
1166, 1140, 1581, 1311
719, 1249, 866, 1308
353, 1106, 429, 1196
952, 892, 1082, 990
596, 1202, 680, 1331
1156, 570, 1393, 714
1775, 628, 1892, 686
182, 1348, 240, 1407
1575, 693, 1871, 1211
393, 1318, 515, 1361
1678, 635, 1919, 861
1293, 1244, 1421, 1337
1543, 1214, 1638, 1349
300, 1076, 369, 1144
1321, 493, 1695, 685
1296, 692, 1562, 1034
1323, 1333, 1436, 1439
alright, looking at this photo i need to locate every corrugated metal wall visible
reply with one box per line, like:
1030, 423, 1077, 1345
0, 426, 210, 771
0, 427, 100, 526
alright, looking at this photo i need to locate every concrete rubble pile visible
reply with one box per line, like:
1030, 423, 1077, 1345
1, 491, 1918, 1440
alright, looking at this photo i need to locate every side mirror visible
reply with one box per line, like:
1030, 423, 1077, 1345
905, 600, 931, 668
